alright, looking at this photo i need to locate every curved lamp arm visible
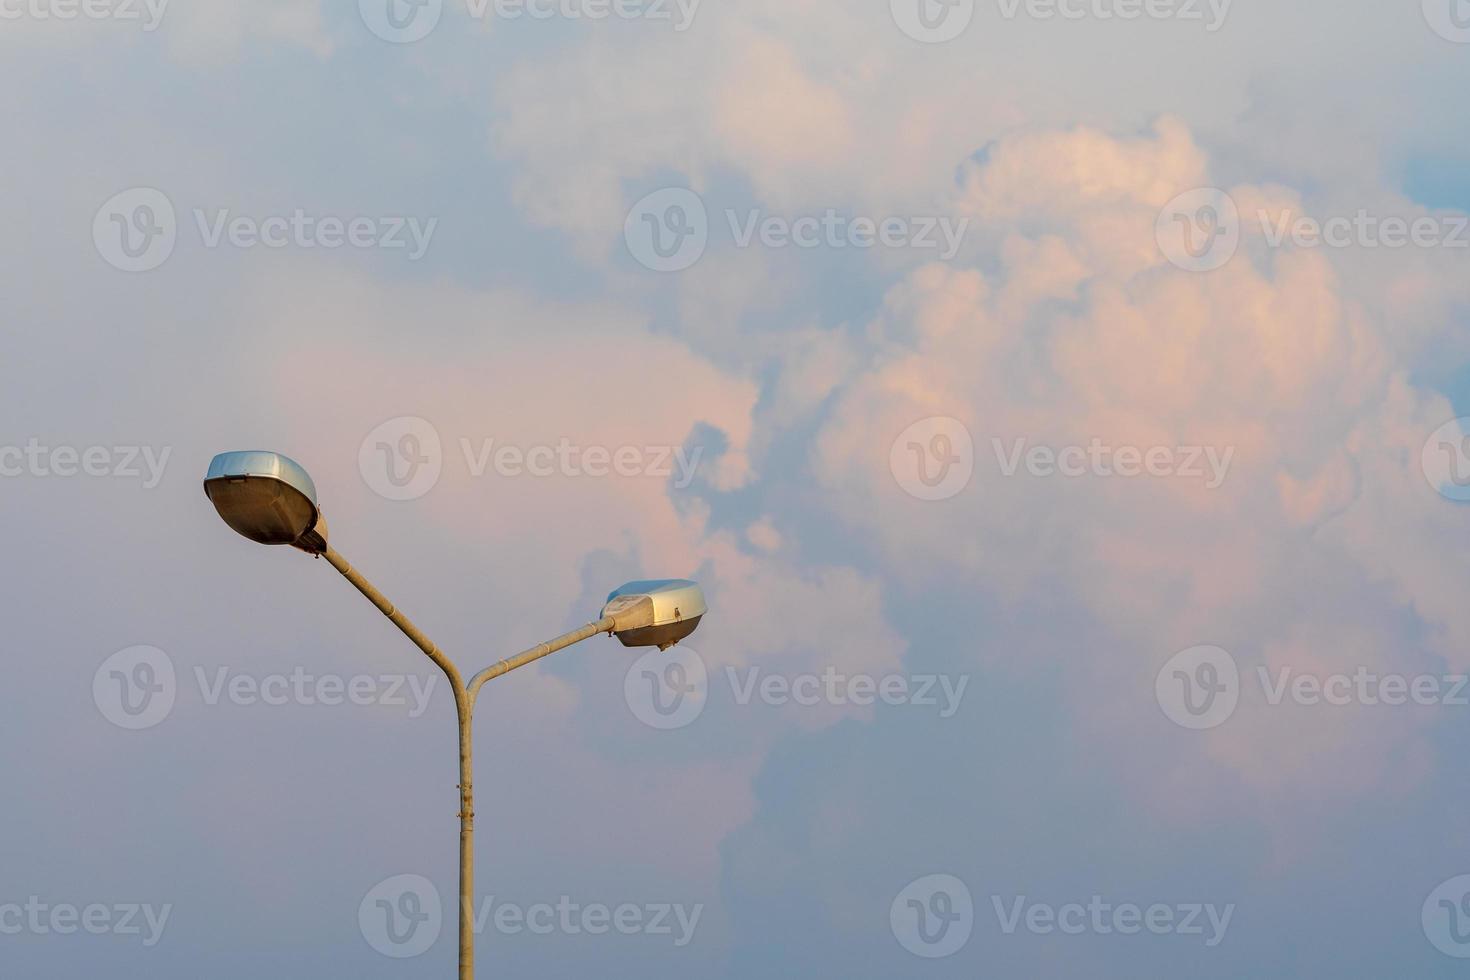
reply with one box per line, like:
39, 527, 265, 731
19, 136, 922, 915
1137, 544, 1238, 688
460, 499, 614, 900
467, 617, 616, 700
321, 546, 466, 693
322, 545, 616, 703
203, 447, 695, 980
317, 544, 614, 980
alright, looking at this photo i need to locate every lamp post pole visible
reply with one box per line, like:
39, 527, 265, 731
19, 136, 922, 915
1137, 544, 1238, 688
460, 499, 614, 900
202, 450, 705, 980
321, 545, 615, 980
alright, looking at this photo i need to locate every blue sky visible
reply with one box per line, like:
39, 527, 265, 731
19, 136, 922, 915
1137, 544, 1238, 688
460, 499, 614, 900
2, 1, 1470, 977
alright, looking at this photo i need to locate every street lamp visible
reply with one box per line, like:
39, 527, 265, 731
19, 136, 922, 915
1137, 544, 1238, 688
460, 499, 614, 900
203, 450, 705, 979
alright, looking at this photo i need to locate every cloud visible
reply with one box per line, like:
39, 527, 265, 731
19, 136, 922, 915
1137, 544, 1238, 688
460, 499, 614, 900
795, 119, 1467, 814
249, 260, 907, 717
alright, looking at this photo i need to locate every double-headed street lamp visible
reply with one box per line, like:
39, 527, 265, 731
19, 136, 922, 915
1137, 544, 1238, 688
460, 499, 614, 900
202, 450, 705, 979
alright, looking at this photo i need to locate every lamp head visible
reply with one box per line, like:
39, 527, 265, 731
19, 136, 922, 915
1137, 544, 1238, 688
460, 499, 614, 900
602, 579, 706, 650
203, 451, 328, 554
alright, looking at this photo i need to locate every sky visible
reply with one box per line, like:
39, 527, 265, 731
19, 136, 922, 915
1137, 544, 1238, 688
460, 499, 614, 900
3, 0, 1470, 976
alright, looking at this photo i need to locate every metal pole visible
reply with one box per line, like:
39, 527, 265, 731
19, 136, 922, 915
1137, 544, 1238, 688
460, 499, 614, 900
468, 617, 616, 697
320, 546, 464, 692
319, 546, 614, 980
456, 691, 474, 980
322, 546, 477, 980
